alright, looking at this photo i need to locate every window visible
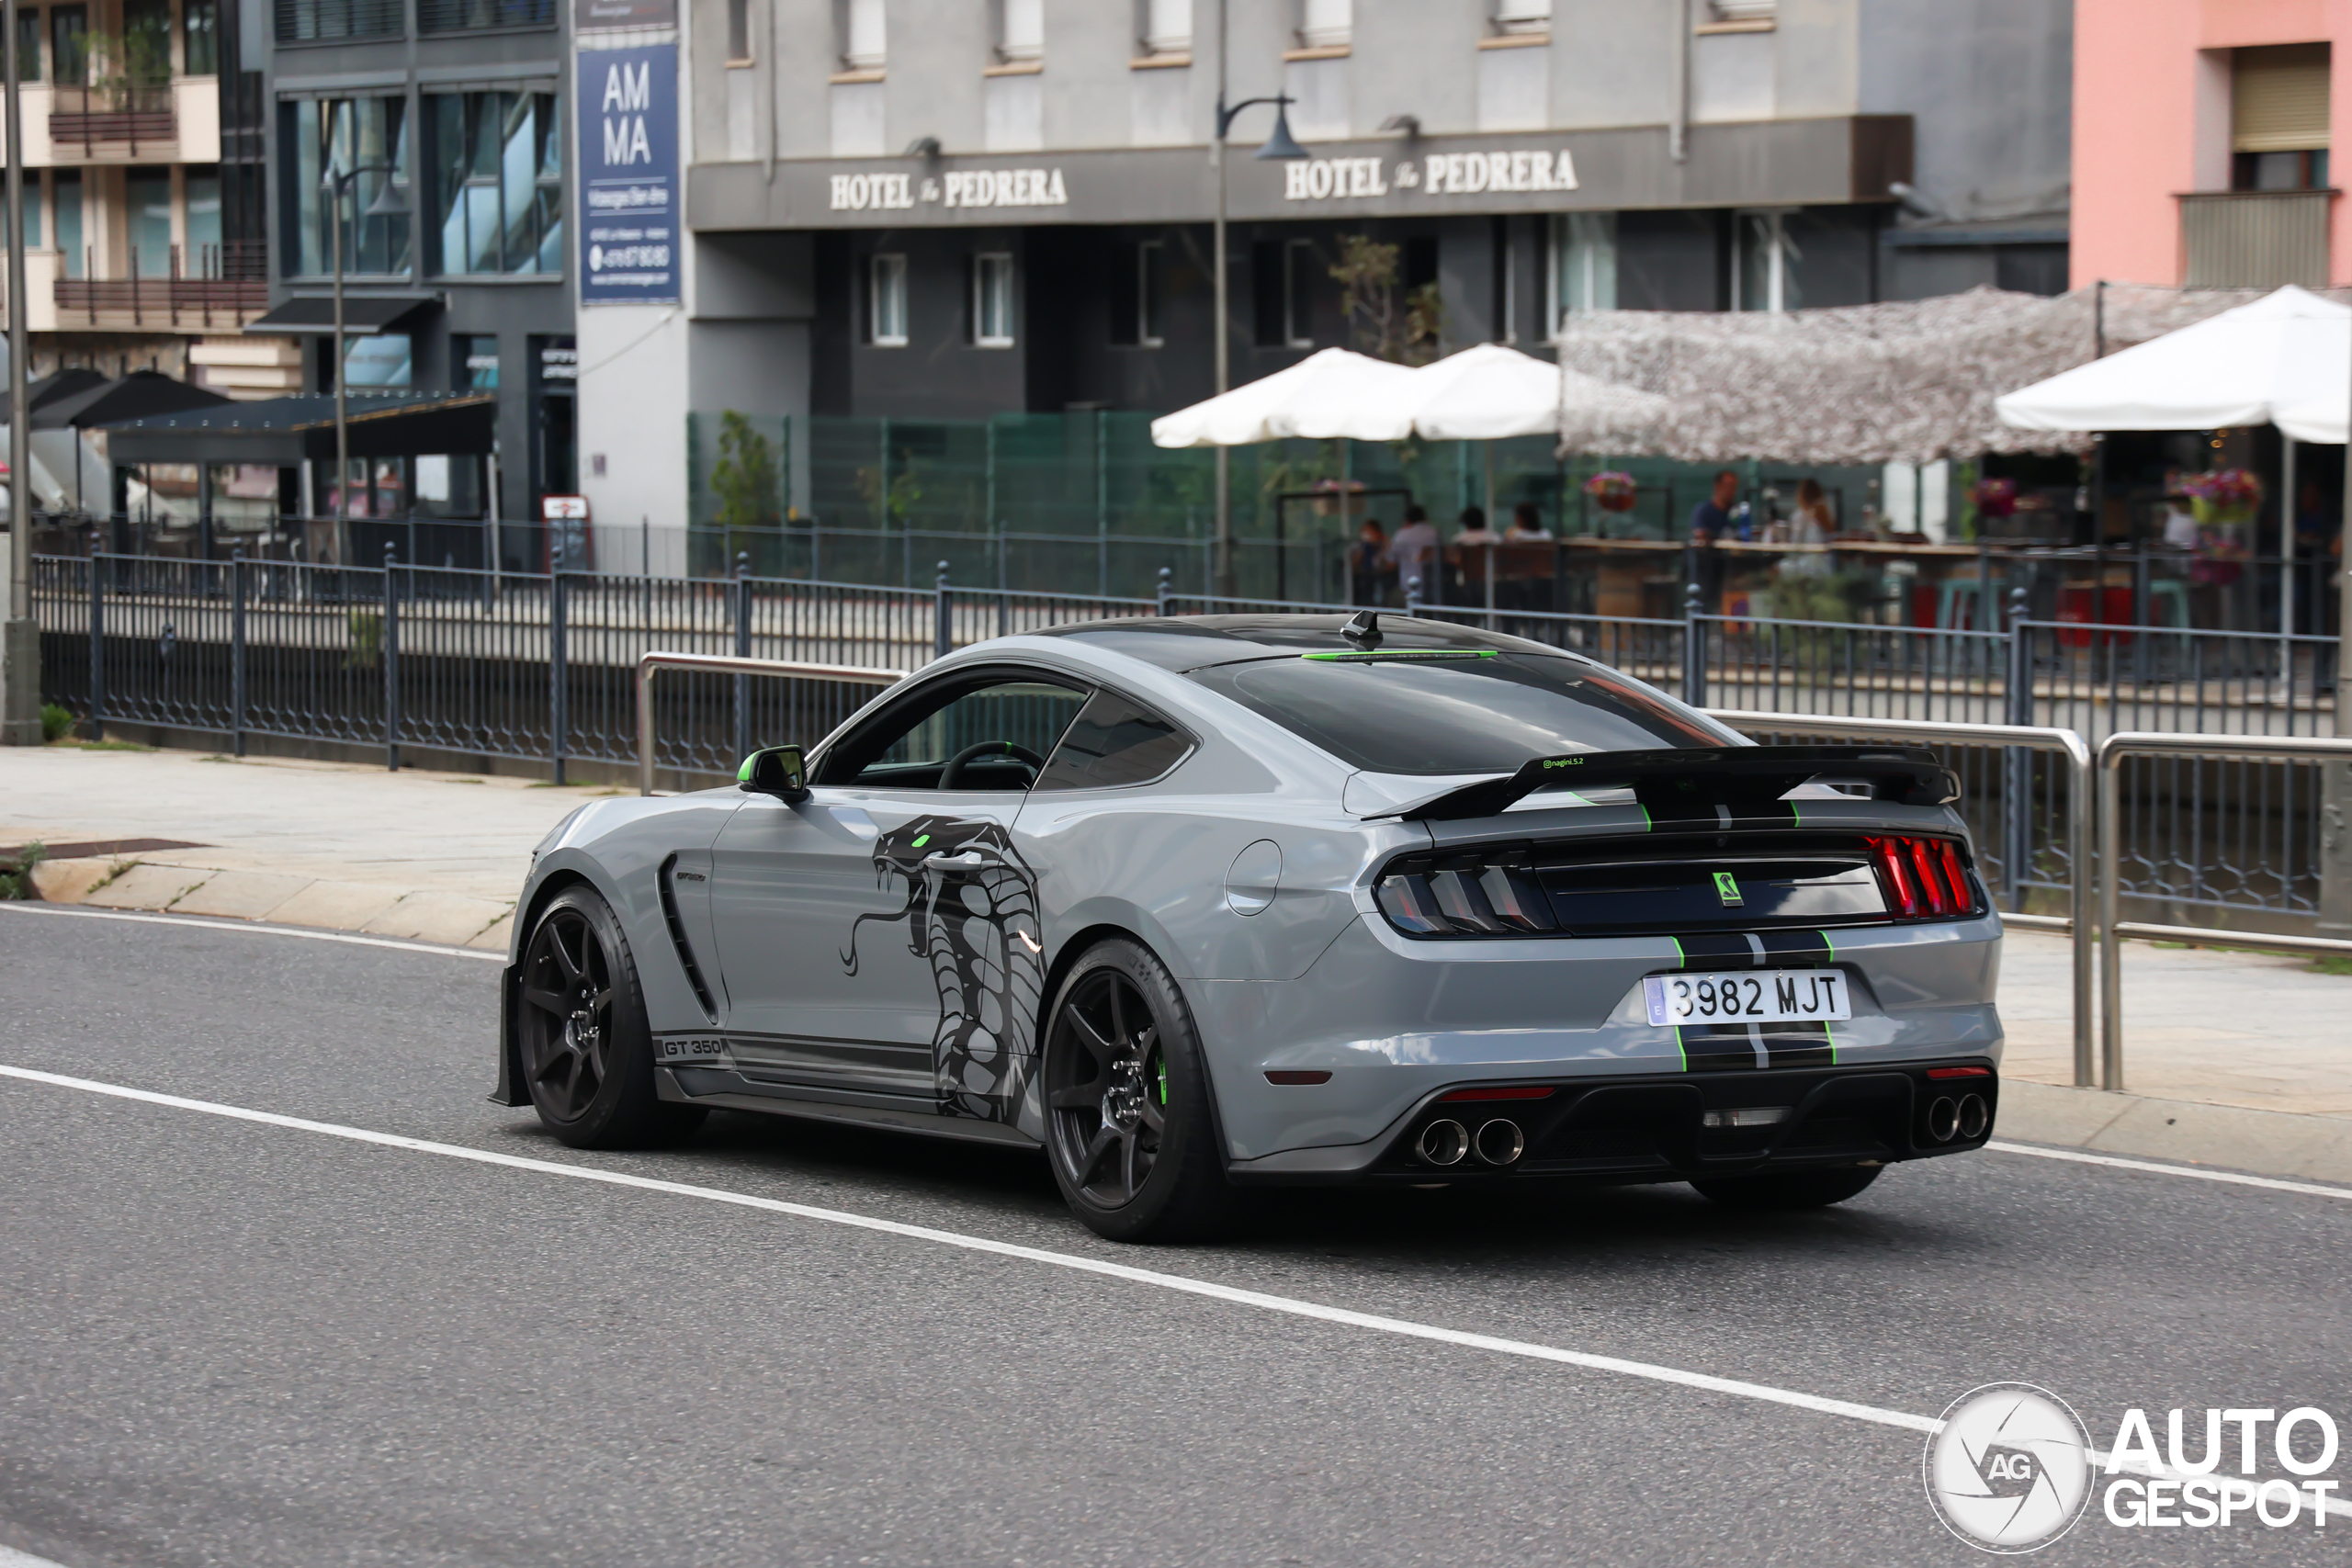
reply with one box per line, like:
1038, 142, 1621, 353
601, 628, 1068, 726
1734, 209, 1797, 313
1283, 238, 1316, 346
50, 6, 85, 86
15, 8, 40, 83
1139, 0, 1189, 55
343, 333, 413, 389
1109, 240, 1165, 347
277, 0, 402, 42
1548, 211, 1615, 329
972, 252, 1014, 346
996, 0, 1040, 62
819, 676, 1087, 790
20, 172, 39, 248
1493, 0, 1548, 35
840, 0, 884, 70
454, 333, 499, 389
185, 165, 222, 263
182, 0, 218, 72
127, 166, 170, 276
54, 171, 82, 275
1705, 0, 1774, 22
428, 91, 561, 276
1296, 0, 1348, 50
292, 96, 412, 276
868, 252, 908, 344
2232, 44, 2330, 191
1182, 653, 1728, 776
1034, 691, 1193, 790
726, 0, 750, 61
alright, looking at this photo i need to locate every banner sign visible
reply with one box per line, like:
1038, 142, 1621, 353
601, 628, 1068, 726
573, 0, 673, 30
578, 42, 680, 307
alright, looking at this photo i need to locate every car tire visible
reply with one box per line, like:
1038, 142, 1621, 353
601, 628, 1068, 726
1041, 938, 1236, 1244
1690, 1165, 1882, 1210
514, 885, 707, 1150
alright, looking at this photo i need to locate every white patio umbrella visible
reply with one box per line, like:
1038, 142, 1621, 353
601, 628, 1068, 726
1996, 284, 2351, 650
1995, 284, 2348, 441
1148, 347, 1417, 447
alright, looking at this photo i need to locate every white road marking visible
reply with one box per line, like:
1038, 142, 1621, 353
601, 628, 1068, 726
4, 1062, 2345, 1520
1988, 1139, 2352, 1201
0, 901, 504, 962
0, 1546, 74, 1568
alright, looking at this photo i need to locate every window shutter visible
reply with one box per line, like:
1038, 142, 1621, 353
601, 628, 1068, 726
2234, 44, 2331, 152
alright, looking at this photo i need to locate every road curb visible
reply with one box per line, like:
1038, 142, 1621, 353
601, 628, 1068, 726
27, 856, 514, 952
1998, 1078, 2352, 1188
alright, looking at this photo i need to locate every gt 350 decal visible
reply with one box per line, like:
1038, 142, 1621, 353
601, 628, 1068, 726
841, 815, 1045, 1124
656, 1035, 726, 1062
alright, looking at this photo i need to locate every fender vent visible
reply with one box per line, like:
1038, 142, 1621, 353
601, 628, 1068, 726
658, 854, 719, 1019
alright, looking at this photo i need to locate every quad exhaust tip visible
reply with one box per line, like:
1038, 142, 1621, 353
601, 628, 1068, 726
1474, 1118, 1525, 1167
1418, 1119, 1469, 1167
1957, 1092, 1989, 1140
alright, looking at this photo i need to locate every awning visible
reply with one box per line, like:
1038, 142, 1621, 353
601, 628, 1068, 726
0, 367, 107, 423
99, 390, 498, 465
34, 370, 228, 431
243, 293, 442, 335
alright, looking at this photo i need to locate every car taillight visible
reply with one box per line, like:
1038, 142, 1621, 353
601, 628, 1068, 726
1866, 835, 1979, 919
1377, 855, 1556, 936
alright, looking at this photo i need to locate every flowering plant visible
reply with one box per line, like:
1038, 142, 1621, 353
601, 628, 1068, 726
2180, 468, 2263, 525
1583, 470, 1638, 512
1970, 477, 2018, 519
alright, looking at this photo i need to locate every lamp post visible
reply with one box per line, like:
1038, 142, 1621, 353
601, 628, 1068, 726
1, 0, 36, 744
321, 161, 402, 560
1210, 0, 1307, 600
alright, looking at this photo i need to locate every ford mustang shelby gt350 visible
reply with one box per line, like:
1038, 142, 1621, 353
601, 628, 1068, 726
495, 614, 2001, 1241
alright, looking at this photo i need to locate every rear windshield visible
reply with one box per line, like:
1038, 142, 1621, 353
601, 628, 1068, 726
1184, 651, 1734, 775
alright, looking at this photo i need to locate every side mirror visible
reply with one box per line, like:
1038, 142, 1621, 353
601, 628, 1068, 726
737, 744, 809, 801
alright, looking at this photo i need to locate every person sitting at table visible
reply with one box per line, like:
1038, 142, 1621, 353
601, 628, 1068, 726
1500, 502, 1555, 618
1347, 518, 1396, 607
1388, 504, 1440, 604
1687, 469, 1738, 610
1450, 506, 1500, 604
1780, 477, 1835, 580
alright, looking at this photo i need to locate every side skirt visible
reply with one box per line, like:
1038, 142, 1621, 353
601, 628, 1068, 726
655, 1066, 1043, 1150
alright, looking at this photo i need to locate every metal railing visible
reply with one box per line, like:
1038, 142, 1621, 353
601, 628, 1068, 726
2097, 731, 2352, 1092
635, 651, 903, 797
2179, 188, 2333, 289
1707, 709, 2096, 1088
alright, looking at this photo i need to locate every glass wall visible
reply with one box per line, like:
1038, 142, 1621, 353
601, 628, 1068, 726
427, 91, 562, 276
290, 96, 412, 276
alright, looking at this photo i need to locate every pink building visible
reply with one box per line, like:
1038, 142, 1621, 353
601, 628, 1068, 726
2075, 0, 2349, 288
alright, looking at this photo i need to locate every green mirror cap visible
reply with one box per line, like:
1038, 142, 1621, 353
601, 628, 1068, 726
736, 752, 758, 784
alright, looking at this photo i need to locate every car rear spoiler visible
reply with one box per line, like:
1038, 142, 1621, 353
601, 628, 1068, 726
1395, 745, 1961, 822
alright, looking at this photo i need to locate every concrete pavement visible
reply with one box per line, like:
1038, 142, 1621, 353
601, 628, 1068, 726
7, 740, 2352, 1184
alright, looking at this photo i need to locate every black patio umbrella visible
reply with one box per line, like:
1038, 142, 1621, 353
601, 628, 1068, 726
34, 369, 229, 431
0, 367, 108, 425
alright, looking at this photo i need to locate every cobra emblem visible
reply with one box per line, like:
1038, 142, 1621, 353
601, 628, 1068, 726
841, 815, 1046, 1124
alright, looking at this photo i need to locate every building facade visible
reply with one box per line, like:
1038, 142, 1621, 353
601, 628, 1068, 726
577, 0, 2071, 549
3, 0, 281, 393
2074, 0, 2348, 291
254, 0, 577, 536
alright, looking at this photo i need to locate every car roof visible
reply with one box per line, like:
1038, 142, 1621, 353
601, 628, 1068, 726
1038, 614, 1594, 673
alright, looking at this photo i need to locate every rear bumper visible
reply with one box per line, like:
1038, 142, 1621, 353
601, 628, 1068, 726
1223, 1058, 1996, 1186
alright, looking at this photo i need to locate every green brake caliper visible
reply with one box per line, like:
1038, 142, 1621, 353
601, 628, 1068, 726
1156, 1055, 1169, 1105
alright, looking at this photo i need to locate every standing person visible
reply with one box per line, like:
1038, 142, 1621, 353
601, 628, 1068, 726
1451, 505, 1499, 609
1347, 518, 1395, 607
1781, 476, 1835, 581
1388, 503, 1440, 607
1687, 468, 1738, 613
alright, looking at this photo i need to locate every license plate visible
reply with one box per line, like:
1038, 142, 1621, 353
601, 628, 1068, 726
1644, 970, 1849, 1027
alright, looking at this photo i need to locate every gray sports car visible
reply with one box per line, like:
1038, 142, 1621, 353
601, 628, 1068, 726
495, 613, 2002, 1241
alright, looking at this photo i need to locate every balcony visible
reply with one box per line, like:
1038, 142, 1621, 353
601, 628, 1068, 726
49, 85, 174, 159
28, 79, 220, 164
52, 243, 271, 332
2179, 188, 2336, 288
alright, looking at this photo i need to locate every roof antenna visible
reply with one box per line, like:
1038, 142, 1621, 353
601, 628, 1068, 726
1342, 610, 1382, 649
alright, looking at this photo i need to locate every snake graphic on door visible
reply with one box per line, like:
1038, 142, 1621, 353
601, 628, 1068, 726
841, 815, 1045, 1124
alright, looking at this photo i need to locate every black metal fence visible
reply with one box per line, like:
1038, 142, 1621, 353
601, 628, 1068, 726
32, 552, 2340, 932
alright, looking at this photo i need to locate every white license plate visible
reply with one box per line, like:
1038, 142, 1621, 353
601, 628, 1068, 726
1644, 970, 1849, 1027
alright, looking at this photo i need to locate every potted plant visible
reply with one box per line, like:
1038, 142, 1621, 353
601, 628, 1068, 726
1581, 470, 1637, 513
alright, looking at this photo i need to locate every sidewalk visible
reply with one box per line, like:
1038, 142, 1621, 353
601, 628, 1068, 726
0, 744, 624, 950
6, 742, 2352, 1183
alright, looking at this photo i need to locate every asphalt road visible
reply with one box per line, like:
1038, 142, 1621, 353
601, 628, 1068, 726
4, 904, 2349, 1568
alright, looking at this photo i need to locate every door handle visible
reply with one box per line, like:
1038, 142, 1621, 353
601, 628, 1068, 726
923, 851, 985, 870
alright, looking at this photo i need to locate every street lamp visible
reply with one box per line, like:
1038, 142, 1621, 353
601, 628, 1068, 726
1, 0, 37, 745
321, 162, 405, 558
1211, 0, 1308, 598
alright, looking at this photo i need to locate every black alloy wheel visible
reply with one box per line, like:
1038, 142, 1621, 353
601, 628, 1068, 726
1041, 939, 1235, 1243
514, 885, 706, 1148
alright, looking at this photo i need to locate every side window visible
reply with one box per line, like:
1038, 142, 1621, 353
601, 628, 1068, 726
1034, 690, 1193, 792
820, 677, 1086, 791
